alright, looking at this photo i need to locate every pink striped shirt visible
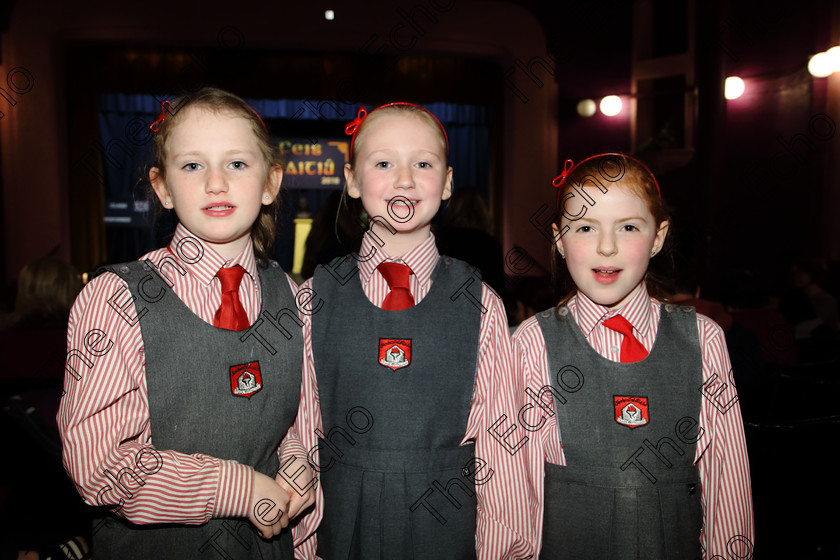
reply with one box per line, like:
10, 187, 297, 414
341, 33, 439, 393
58, 224, 318, 555
510, 286, 754, 558
295, 232, 532, 559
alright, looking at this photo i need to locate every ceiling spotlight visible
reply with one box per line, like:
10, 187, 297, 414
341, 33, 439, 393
600, 95, 622, 117
725, 76, 745, 100
808, 51, 833, 78
577, 99, 596, 117
325, 10, 335, 20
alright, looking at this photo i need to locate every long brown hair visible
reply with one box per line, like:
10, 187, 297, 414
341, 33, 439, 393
149, 87, 282, 265
551, 153, 672, 305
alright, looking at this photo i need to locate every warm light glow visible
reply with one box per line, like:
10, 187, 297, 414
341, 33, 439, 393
577, 99, 597, 117
725, 76, 745, 100
808, 51, 833, 77
325, 9, 335, 20
293, 218, 313, 274
827, 46, 840, 73
600, 95, 622, 116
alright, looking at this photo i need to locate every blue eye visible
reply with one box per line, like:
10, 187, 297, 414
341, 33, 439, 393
375, 161, 391, 169
416, 162, 431, 169
183, 163, 200, 171
230, 161, 247, 170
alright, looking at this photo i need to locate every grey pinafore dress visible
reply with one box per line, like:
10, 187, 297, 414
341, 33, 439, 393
93, 260, 302, 559
536, 303, 703, 560
312, 255, 481, 559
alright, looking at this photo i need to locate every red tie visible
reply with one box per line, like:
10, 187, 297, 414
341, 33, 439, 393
602, 314, 648, 363
377, 262, 415, 311
214, 265, 250, 330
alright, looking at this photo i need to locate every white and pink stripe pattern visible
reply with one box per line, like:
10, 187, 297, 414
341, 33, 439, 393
512, 286, 754, 558
58, 223, 317, 555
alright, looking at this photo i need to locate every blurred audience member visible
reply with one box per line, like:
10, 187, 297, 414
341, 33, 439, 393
6, 256, 82, 331
721, 268, 797, 365
435, 187, 505, 297
778, 259, 839, 362
669, 264, 764, 395
1, 257, 90, 557
508, 276, 555, 332
301, 191, 365, 280
787, 258, 838, 331
2, 257, 82, 384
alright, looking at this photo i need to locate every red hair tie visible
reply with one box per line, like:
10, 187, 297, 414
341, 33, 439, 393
552, 153, 661, 209
149, 100, 172, 133
552, 159, 575, 208
344, 105, 368, 153
345, 106, 367, 136
344, 102, 449, 157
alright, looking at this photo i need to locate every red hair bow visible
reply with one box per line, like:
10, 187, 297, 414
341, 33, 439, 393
344, 106, 368, 156
344, 106, 367, 136
552, 159, 574, 208
149, 100, 172, 133
552, 159, 575, 188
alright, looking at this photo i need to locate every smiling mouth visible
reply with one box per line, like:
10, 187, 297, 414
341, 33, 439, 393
388, 199, 417, 206
204, 205, 234, 211
593, 267, 620, 275
593, 268, 622, 284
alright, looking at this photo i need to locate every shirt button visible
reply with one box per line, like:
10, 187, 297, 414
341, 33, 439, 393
611, 346, 619, 353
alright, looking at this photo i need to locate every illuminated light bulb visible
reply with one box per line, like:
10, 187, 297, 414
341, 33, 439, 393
600, 95, 622, 117
725, 76, 745, 100
808, 51, 833, 77
826, 46, 840, 73
577, 99, 597, 117
325, 10, 335, 20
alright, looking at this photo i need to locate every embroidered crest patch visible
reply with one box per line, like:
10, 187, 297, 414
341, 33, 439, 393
379, 338, 411, 371
614, 395, 649, 428
230, 361, 262, 398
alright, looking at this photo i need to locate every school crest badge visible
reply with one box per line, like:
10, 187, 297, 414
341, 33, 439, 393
379, 338, 411, 371
230, 361, 262, 398
614, 395, 649, 428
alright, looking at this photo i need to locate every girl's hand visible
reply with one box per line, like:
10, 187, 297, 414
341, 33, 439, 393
275, 456, 316, 519
248, 470, 291, 538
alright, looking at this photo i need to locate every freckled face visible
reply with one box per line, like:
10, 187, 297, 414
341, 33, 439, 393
554, 183, 668, 308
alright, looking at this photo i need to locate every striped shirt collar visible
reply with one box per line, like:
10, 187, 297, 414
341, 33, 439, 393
167, 223, 258, 285
571, 283, 654, 338
357, 231, 439, 287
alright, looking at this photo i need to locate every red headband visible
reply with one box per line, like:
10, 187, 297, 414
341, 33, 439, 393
344, 102, 450, 157
553, 152, 661, 208
148, 99, 268, 133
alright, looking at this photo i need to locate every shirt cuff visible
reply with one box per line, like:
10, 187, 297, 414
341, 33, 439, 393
213, 459, 254, 519
279, 429, 308, 464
